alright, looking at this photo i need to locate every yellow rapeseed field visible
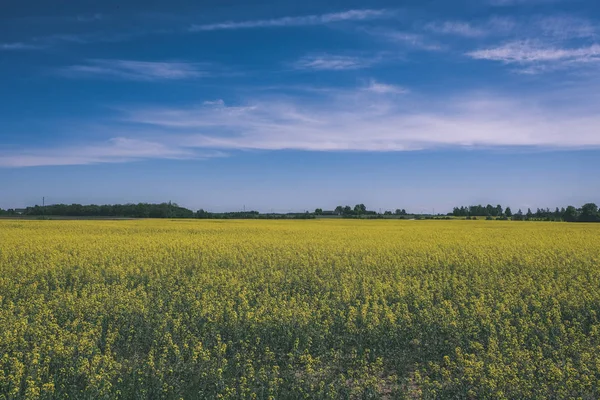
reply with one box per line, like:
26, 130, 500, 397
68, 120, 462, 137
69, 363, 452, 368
1, 219, 600, 399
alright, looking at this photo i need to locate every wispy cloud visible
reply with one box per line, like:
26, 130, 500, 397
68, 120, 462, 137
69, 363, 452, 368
1, 30, 148, 52
0, 42, 43, 50
363, 80, 408, 94
467, 41, 600, 72
120, 85, 600, 152
534, 16, 597, 40
61, 59, 210, 81
292, 54, 378, 71
425, 21, 487, 38
489, 0, 561, 5
4, 82, 600, 168
421, 15, 596, 43
76, 13, 103, 23
0, 138, 189, 168
0, 138, 225, 168
189, 9, 392, 31
373, 29, 442, 51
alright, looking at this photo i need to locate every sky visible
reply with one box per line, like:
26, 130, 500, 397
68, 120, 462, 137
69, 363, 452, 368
1, 0, 600, 213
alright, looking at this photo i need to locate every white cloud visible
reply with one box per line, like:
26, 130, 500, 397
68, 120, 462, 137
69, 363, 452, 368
0, 138, 224, 168
421, 15, 596, 43
1, 31, 147, 52
76, 13, 103, 22
489, 0, 561, 6
0, 42, 43, 50
203, 99, 226, 106
0, 138, 188, 168
4, 84, 600, 168
190, 9, 391, 31
62, 59, 209, 80
292, 54, 377, 70
120, 86, 600, 152
374, 30, 442, 51
534, 16, 597, 40
425, 21, 487, 38
363, 80, 408, 94
467, 41, 600, 68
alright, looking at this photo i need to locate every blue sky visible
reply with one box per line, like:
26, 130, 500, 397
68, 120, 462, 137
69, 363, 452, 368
2, 0, 600, 212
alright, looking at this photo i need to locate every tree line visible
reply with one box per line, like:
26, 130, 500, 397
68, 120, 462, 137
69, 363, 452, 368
314, 205, 408, 217
0, 203, 315, 220
13, 203, 196, 219
1, 202, 598, 222
452, 203, 600, 222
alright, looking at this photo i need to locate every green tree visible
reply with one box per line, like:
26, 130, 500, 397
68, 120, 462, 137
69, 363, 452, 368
563, 206, 578, 222
314, 208, 323, 215
580, 203, 599, 222
526, 208, 533, 220
354, 204, 367, 215
496, 204, 503, 216
505, 207, 513, 218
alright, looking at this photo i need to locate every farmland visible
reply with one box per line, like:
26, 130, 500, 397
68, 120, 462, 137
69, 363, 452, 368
1, 219, 600, 399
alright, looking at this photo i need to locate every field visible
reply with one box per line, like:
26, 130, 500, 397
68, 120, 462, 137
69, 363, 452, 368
1, 219, 600, 399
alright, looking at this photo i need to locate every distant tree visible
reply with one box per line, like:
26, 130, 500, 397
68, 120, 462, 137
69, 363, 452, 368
512, 209, 524, 221
196, 209, 211, 219
496, 205, 503, 217
343, 206, 352, 215
314, 208, 323, 215
505, 207, 513, 218
580, 203, 599, 222
384, 210, 392, 216
526, 208, 534, 220
354, 204, 367, 215
563, 206, 578, 222
535, 208, 543, 219
334, 206, 343, 215
553, 207, 561, 219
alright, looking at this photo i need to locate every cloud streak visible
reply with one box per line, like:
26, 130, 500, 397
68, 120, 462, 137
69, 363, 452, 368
3, 83, 600, 168
121, 86, 600, 152
292, 54, 378, 70
489, 0, 561, 5
425, 21, 487, 38
373, 29, 442, 51
189, 9, 392, 31
363, 80, 408, 94
61, 59, 210, 81
0, 42, 43, 50
467, 41, 600, 72
0, 138, 224, 168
